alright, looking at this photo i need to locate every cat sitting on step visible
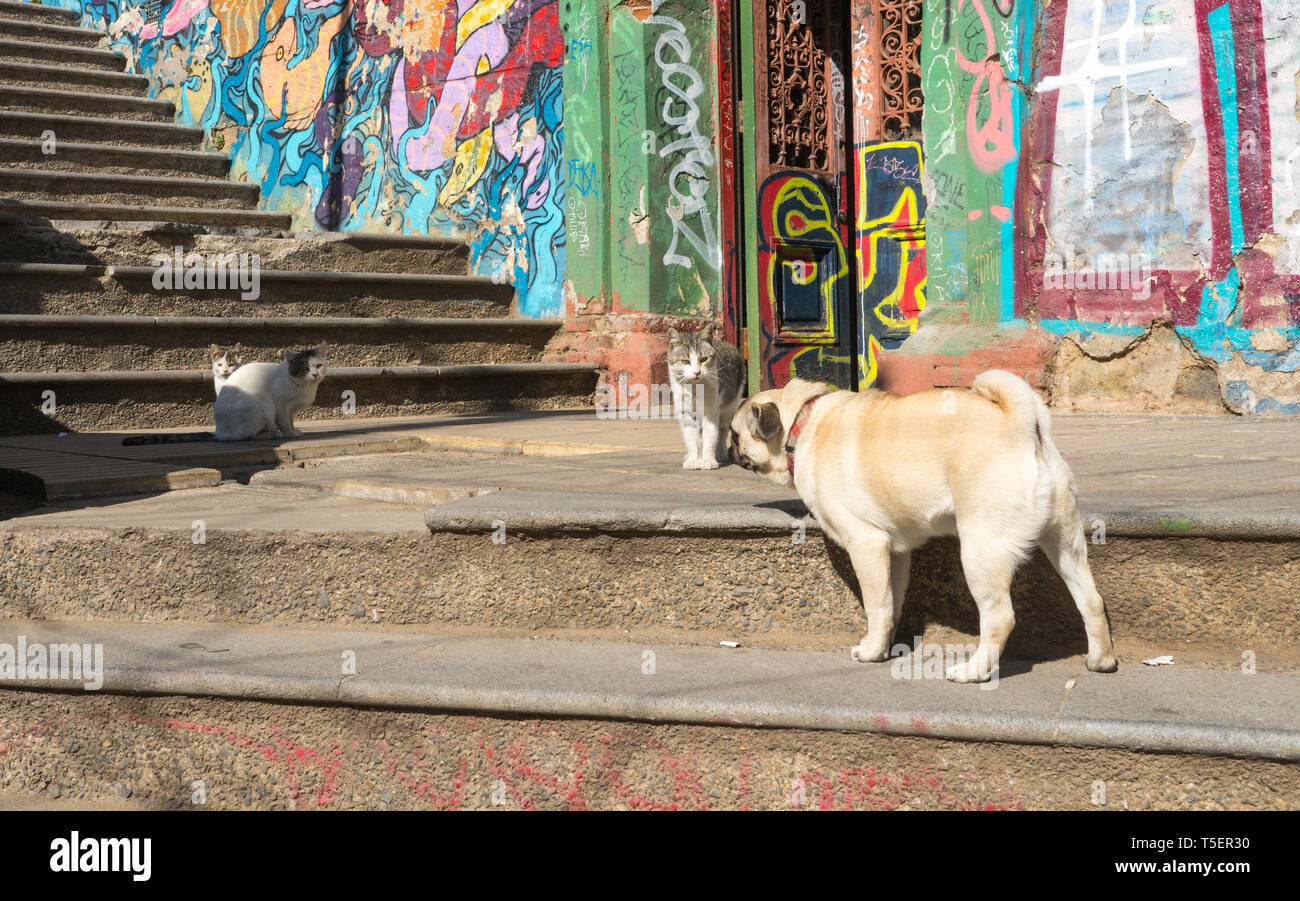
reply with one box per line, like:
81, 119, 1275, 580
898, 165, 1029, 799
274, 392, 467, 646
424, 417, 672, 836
122, 343, 328, 445
210, 344, 244, 396
667, 324, 745, 470
214, 342, 328, 440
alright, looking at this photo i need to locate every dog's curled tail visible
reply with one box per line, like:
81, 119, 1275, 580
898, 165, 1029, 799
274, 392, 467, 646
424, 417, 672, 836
970, 369, 1053, 449
121, 432, 215, 446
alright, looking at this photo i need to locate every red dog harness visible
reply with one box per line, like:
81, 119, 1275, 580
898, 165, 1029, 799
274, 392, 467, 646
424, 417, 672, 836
784, 396, 821, 478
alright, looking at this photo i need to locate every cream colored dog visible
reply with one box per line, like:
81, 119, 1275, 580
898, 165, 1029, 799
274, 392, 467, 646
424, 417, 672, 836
728, 371, 1117, 683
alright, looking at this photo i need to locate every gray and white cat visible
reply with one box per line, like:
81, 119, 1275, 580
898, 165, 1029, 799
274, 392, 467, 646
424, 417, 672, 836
213, 342, 328, 441
667, 324, 745, 470
210, 344, 244, 396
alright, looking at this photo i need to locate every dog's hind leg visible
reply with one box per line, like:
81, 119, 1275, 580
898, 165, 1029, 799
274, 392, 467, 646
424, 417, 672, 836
846, 532, 896, 663
1038, 505, 1118, 673
949, 533, 1018, 683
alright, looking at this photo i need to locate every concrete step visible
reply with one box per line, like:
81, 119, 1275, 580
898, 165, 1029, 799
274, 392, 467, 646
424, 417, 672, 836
0, 84, 174, 121
0, 167, 261, 209
0, 1, 80, 25
4, 626, 1292, 809
0, 432, 1292, 667
0, 198, 290, 229
0, 314, 565, 372
0, 36, 122, 70
0, 137, 231, 178
0, 110, 201, 148
0, 262, 512, 317
0, 59, 149, 95
0, 15, 103, 47
0, 620, 1294, 766
0, 363, 600, 433
0, 222, 471, 274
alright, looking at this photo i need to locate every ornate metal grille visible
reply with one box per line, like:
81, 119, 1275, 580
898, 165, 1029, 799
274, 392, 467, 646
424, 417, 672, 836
876, 0, 924, 140
765, 0, 840, 171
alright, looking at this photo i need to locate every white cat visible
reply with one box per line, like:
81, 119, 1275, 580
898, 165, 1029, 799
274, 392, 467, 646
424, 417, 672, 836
210, 344, 243, 396
213, 343, 327, 441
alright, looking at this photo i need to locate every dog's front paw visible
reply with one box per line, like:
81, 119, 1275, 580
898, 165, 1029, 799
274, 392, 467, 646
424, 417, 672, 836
945, 661, 991, 683
1087, 655, 1118, 673
850, 643, 888, 663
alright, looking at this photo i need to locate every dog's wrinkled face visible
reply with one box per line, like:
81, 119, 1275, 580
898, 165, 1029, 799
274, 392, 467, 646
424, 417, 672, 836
728, 390, 791, 486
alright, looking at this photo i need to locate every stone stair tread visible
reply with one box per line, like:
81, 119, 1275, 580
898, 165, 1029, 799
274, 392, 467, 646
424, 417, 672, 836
0, 109, 200, 136
0, 362, 598, 383
0, 13, 102, 35
0, 136, 226, 162
0, 58, 146, 88
0, 83, 171, 110
0, 619, 1293, 761
0, 37, 121, 63
0, 262, 503, 283
0, 167, 257, 192
0, 313, 562, 328
0, 0, 78, 20
0, 198, 291, 227
0, 443, 218, 498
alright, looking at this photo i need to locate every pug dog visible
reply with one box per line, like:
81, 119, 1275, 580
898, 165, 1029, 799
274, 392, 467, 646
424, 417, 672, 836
728, 371, 1117, 683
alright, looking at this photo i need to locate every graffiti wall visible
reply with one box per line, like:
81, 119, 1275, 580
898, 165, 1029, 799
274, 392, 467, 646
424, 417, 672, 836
59, 0, 568, 317
561, 0, 726, 320
856, 140, 927, 388
909, 0, 1300, 410
1027, 0, 1300, 411
554, 0, 729, 403
920, 0, 1031, 324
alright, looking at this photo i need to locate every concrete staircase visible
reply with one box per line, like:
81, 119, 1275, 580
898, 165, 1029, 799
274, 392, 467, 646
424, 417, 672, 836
0, 0, 597, 435
2, 412, 1299, 809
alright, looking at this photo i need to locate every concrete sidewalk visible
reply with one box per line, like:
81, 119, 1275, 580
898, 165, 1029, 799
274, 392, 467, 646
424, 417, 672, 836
6, 409, 1300, 538
1, 620, 1295, 761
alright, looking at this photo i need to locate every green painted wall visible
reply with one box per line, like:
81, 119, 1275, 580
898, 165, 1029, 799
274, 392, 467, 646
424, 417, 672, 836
920, 0, 1033, 325
562, 0, 725, 317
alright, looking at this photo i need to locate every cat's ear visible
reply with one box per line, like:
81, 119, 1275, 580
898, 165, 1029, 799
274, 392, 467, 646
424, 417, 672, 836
313, 341, 328, 357
699, 322, 715, 343
210, 344, 225, 361
667, 327, 680, 344
281, 348, 293, 361
748, 401, 782, 441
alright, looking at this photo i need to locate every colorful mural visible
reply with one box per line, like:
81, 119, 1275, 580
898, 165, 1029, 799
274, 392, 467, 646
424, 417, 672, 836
1026, 0, 1300, 410
920, 0, 1031, 324
855, 140, 927, 388
61, 0, 568, 317
49, 0, 1300, 409
562, 0, 726, 321
755, 171, 854, 389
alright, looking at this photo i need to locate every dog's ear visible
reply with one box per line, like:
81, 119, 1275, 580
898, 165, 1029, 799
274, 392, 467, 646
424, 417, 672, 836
748, 401, 782, 441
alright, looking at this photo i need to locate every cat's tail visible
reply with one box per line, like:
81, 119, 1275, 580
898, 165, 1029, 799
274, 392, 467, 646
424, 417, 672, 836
121, 432, 216, 446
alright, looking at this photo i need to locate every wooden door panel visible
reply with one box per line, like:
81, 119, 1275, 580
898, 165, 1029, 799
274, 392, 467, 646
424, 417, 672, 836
754, 0, 854, 390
